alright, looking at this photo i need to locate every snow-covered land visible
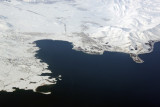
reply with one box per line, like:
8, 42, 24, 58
0, 0, 160, 93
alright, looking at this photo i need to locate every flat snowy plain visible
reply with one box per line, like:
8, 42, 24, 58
0, 0, 160, 93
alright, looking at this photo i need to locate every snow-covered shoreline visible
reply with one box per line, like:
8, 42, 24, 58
0, 0, 160, 93
0, 31, 57, 94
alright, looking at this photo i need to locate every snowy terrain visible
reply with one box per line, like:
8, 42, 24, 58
0, 0, 160, 93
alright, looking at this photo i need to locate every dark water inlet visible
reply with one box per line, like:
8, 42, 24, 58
0, 40, 160, 107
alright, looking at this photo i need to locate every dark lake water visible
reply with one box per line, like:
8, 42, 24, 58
0, 40, 160, 107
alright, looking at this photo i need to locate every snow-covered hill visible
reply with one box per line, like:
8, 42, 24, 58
0, 0, 160, 93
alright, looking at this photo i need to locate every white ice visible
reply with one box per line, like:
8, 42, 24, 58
0, 0, 160, 93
